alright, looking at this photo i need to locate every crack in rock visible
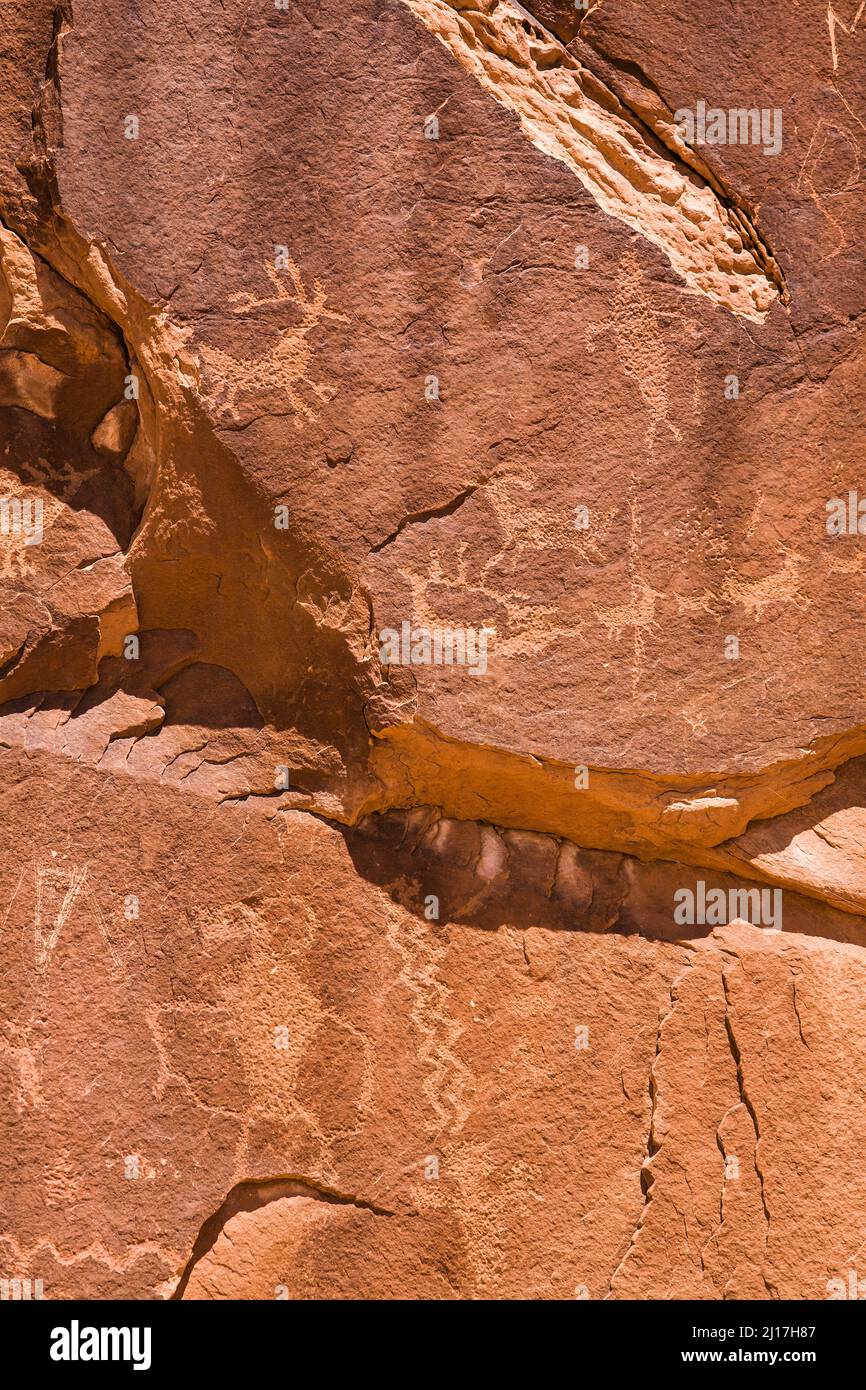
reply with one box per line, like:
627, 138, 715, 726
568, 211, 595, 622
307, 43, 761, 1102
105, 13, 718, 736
172, 1176, 394, 1299
370, 478, 486, 553
720, 957, 776, 1298
606, 953, 695, 1295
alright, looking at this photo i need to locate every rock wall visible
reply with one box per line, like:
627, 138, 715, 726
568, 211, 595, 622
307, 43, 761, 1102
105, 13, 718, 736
1, 0, 866, 1300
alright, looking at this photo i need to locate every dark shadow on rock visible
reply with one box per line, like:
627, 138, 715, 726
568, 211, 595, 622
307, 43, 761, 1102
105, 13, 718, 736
339, 807, 866, 949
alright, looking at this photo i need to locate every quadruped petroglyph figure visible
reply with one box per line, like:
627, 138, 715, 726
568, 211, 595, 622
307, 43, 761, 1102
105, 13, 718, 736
199, 259, 348, 427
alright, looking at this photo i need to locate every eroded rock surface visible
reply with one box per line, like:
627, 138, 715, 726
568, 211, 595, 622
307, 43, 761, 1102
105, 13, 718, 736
2, 0, 866, 1300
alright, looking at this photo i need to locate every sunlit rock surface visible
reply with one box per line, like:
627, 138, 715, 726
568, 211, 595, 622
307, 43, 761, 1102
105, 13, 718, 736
2, 0, 866, 1300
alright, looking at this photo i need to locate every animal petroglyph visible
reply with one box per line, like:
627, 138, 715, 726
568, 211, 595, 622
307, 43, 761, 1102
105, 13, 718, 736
199, 259, 347, 427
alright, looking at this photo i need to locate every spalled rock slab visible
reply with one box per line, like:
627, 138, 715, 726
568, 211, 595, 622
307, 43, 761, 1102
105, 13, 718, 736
30, 0, 866, 785
1, 752, 866, 1300
1, 0, 865, 867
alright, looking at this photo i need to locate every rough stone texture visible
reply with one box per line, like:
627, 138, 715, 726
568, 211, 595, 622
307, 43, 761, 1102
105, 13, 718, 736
2, 0, 866, 1300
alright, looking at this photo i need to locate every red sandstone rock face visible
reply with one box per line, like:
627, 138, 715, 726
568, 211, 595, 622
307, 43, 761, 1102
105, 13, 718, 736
2, 0, 866, 1301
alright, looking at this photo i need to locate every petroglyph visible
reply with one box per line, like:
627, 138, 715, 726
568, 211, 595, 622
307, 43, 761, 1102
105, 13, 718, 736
828, 1, 866, 70
199, 260, 348, 427
33, 859, 89, 972
382, 904, 475, 1139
